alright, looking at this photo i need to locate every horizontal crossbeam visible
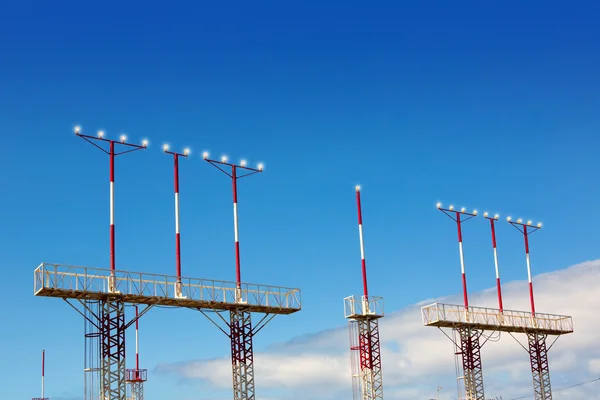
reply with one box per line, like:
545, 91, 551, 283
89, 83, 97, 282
422, 303, 573, 335
34, 263, 301, 315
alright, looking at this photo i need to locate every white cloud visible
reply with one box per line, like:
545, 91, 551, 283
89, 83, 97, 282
156, 260, 600, 400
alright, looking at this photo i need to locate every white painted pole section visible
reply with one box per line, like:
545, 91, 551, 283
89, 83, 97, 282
493, 248, 500, 280
110, 182, 114, 226
358, 224, 365, 261
175, 192, 180, 234
233, 203, 239, 242
458, 241, 466, 274
526, 253, 532, 284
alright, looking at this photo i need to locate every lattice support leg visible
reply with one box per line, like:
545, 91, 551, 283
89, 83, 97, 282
84, 300, 102, 400
230, 309, 255, 400
101, 298, 126, 400
348, 320, 362, 400
127, 381, 143, 400
528, 333, 552, 400
457, 327, 485, 400
357, 317, 383, 400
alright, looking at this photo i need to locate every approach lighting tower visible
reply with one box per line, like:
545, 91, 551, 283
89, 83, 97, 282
34, 141, 301, 400
434, 203, 485, 400
163, 144, 190, 298
203, 152, 299, 400
32, 349, 49, 400
75, 126, 148, 400
126, 306, 147, 400
344, 186, 384, 400
507, 216, 553, 400
421, 205, 573, 400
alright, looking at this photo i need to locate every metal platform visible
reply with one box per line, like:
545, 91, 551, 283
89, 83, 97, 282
421, 303, 573, 335
34, 263, 301, 314
344, 295, 384, 319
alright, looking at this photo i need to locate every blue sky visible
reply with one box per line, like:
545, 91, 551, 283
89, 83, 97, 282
1, 1, 599, 399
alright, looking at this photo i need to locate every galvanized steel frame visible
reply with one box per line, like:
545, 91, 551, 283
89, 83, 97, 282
528, 333, 552, 400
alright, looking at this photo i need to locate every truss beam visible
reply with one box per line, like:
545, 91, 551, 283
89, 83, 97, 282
528, 333, 552, 400
456, 327, 485, 400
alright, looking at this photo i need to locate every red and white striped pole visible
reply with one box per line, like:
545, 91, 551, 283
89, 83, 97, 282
456, 212, 469, 309
74, 127, 147, 285
355, 186, 369, 300
202, 153, 263, 297
41, 349, 45, 399
232, 165, 241, 288
110, 140, 115, 276
486, 213, 503, 313
164, 146, 189, 296
508, 218, 542, 317
174, 154, 181, 281
523, 225, 536, 316
437, 204, 477, 310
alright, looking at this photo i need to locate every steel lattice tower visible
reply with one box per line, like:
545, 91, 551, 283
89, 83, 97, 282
202, 152, 298, 400
34, 132, 301, 400
75, 127, 148, 400
344, 186, 384, 400
422, 205, 573, 400
435, 204, 485, 400
507, 217, 553, 400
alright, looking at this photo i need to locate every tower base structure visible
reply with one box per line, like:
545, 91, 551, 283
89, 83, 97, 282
230, 308, 255, 400
126, 369, 147, 400
528, 333, 552, 400
344, 295, 384, 400
101, 297, 127, 400
422, 303, 573, 400
34, 263, 301, 400
455, 327, 485, 400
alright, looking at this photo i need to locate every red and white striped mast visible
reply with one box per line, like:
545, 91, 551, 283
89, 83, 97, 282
74, 126, 148, 287
164, 144, 190, 298
436, 203, 478, 310
484, 212, 504, 313
508, 217, 543, 316
356, 186, 369, 308
345, 186, 384, 400
32, 349, 48, 400
203, 152, 263, 300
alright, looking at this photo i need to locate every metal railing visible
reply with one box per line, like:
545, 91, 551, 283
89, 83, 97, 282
344, 295, 384, 318
421, 303, 573, 334
34, 263, 301, 311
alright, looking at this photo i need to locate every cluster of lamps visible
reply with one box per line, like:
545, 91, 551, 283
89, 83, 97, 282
436, 202, 542, 228
74, 125, 263, 171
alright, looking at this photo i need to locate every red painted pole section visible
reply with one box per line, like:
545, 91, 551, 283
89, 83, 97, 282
456, 212, 469, 309
109, 140, 115, 274
524, 226, 536, 315
490, 219, 504, 313
174, 154, 181, 281
135, 305, 139, 375
356, 187, 369, 299
42, 349, 45, 399
232, 166, 241, 287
